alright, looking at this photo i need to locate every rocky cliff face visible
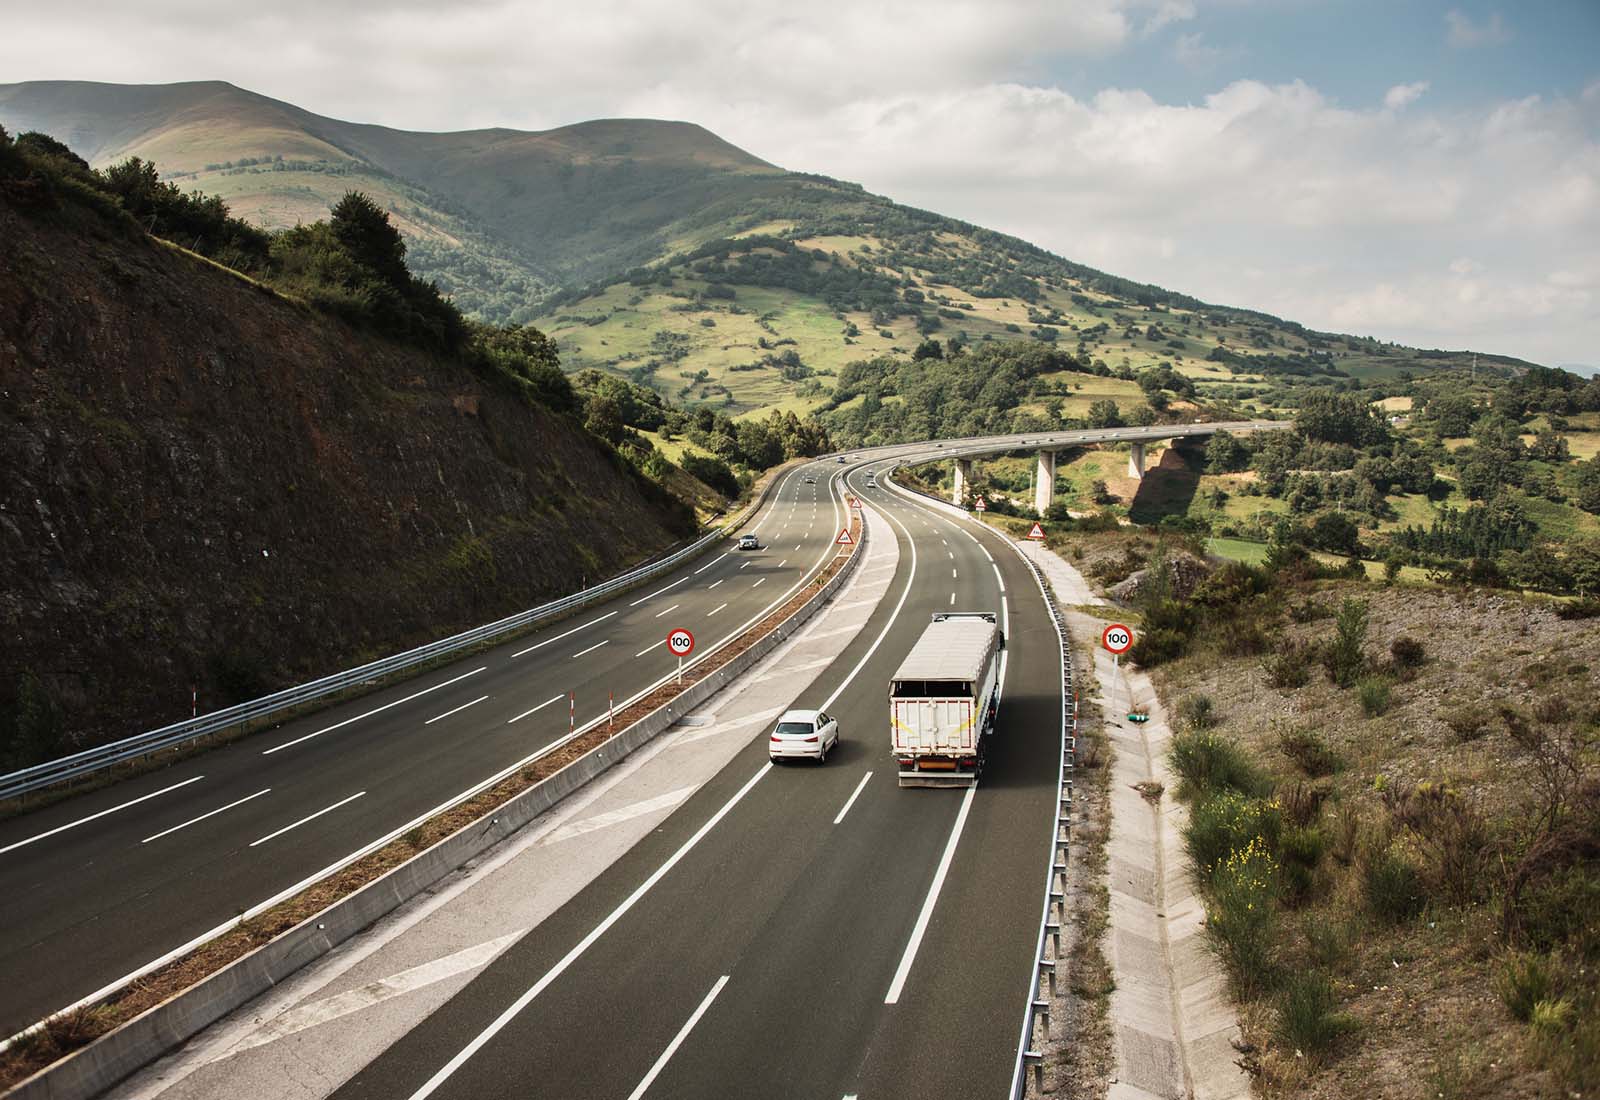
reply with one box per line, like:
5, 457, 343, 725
0, 200, 691, 752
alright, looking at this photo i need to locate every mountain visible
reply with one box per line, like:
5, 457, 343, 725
0, 144, 694, 756
0, 80, 1542, 430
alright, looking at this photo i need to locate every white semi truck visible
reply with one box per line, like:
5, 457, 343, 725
890, 612, 1004, 788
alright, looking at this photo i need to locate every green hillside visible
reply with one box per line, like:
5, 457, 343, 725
0, 79, 1539, 421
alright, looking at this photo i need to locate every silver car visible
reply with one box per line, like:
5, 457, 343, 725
769, 708, 840, 763
737, 534, 760, 550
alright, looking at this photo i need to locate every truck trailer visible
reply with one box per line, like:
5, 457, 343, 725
890, 612, 1003, 787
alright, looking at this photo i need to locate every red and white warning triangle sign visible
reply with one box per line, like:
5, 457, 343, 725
836, 527, 855, 545
1026, 521, 1046, 540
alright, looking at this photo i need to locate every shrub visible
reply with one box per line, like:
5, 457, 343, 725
1390, 635, 1426, 677
1324, 597, 1370, 687
1280, 780, 1330, 827
1555, 598, 1600, 620
1261, 640, 1315, 689
1216, 616, 1270, 656
1442, 704, 1489, 742
1288, 598, 1330, 623
1175, 692, 1217, 731
1169, 730, 1270, 801
1279, 727, 1341, 777
1277, 970, 1354, 1057
1364, 846, 1426, 923
1279, 824, 1326, 905
1186, 791, 1283, 875
1357, 676, 1393, 717
1305, 917, 1353, 969
1496, 952, 1554, 1022
1206, 836, 1280, 999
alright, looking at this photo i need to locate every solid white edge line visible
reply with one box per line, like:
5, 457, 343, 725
629, 576, 688, 607
0, 775, 206, 855
884, 784, 977, 1004
833, 771, 874, 826
511, 611, 617, 658
992, 563, 1005, 593
141, 788, 272, 844
635, 640, 665, 658
404, 765, 772, 1100
424, 696, 489, 725
248, 791, 366, 848
624, 974, 730, 1100
506, 693, 567, 724
263, 667, 487, 754
571, 640, 609, 659
653, 603, 681, 619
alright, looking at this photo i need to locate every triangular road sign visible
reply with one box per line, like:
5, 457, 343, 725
1027, 521, 1046, 540
836, 528, 854, 545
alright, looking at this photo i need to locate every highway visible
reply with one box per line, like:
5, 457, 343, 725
0, 459, 850, 1036
324, 460, 1064, 1100
4, 419, 1281, 1090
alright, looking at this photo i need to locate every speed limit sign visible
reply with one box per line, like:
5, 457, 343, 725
667, 628, 695, 657
1101, 623, 1134, 655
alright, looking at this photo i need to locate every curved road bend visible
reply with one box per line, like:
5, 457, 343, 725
329, 460, 1064, 1100
0, 462, 848, 1036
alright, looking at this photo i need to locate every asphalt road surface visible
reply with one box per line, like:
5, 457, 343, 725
0, 461, 849, 1035
326, 461, 1064, 1100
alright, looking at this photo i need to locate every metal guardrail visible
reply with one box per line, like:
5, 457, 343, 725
0, 469, 794, 801
1007, 542, 1075, 1099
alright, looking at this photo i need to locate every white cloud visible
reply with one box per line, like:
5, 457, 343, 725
1384, 81, 1429, 110
1445, 9, 1510, 49
0, 0, 1594, 364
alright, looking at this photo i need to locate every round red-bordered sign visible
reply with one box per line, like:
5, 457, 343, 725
667, 628, 695, 657
1101, 623, 1134, 654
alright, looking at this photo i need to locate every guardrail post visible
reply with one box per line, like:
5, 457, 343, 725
1046, 918, 1062, 958
1031, 997, 1051, 1037
1037, 958, 1056, 999
1022, 1049, 1044, 1092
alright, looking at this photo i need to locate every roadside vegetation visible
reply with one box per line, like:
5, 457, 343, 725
1049, 524, 1599, 1098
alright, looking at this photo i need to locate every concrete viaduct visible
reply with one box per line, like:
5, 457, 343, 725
930, 419, 1290, 515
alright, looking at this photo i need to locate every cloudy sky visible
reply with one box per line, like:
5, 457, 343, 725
6, 0, 1598, 367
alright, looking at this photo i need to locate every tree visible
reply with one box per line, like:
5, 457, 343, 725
1427, 393, 1479, 438
1295, 392, 1388, 447
330, 191, 409, 287
1087, 400, 1124, 429
1325, 598, 1370, 688
1205, 431, 1250, 473
583, 395, 626, 445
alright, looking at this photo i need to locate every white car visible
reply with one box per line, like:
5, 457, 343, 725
737, 534, 760, 550
769, 708, 840, 763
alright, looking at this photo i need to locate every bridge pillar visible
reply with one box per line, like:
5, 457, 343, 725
1127, 442, 1146, 481
1034, 450, 1056, 517
953, 458, 972, 506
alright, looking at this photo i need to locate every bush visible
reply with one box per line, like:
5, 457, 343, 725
1305, 917, 1353, 969
1288, 598, 1330, 623
1364, 846, 1426, 923
1496, 952, 1554, 1022
1389, 635, 1426, 677
1555, 598, 1600, 620
680, 453, 740, 498
1357, 676, 1393, 717
1206, 837, 1280, 999
1279, 727, 1341, 777
1324, 597, 1370, 687
1277, 970, 1354, 1058
1169, 730, 1270, 801
1443, 704, 1489, 742
1186, 791, 1283, 875
1279, 824, 1326, 905
1175, 692, 1217, 731
1261, 639, 1315, 689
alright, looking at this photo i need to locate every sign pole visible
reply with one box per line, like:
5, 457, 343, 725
677, 656, 683, 685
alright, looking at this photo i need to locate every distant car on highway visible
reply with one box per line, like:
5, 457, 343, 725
865, 475, 877, 487
802, 475, 816, 484
737, 534, 760, 550
769, 708, 840, 763
836, 456, 847, 463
